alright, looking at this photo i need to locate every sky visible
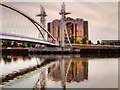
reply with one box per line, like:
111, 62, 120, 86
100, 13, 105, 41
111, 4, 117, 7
1, 2, 119, 43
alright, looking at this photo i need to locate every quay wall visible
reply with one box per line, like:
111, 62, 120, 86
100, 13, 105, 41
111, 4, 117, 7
1, 48, 29, 55
29, 47, 120, 55
0, 45, 120, 55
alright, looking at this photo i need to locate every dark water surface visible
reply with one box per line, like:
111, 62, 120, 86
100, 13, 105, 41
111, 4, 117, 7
0, 54, 118, 88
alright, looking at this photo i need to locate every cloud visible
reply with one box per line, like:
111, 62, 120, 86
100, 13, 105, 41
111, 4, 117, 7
2, 0, 119, 2
64, 2, 118, 42
1, 2, 118, 43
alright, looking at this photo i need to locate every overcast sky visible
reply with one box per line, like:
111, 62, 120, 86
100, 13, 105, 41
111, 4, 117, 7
1, 2, 118, 43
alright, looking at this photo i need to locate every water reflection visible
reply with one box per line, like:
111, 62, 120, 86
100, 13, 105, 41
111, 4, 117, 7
32, 56, 88, 89
48, 59, 88, 83
0, 54, 118, 88
0, 55, 35, 76
33, 68, 46, 90
1, 55, 32, 64
0, 54, 59, 77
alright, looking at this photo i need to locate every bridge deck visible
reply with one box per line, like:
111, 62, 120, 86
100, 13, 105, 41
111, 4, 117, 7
0, 33, 59, 46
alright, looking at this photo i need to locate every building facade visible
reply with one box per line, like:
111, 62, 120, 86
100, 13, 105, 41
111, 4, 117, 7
48, 17, 88, 43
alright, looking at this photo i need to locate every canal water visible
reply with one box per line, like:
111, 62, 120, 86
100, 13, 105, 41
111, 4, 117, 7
0, 54, 118, 88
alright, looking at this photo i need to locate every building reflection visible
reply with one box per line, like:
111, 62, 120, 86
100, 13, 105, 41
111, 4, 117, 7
48, 57, 88, 88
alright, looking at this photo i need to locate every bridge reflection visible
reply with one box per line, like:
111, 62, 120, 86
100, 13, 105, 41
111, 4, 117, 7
33, 56, 88, 89
0, 54, 118, 88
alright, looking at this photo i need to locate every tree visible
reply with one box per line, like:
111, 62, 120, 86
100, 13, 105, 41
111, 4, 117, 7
2, 40, 12, 47
76, 40, 81, 44
7, 41, 12, 46
22, 42, 28, 47
0, 40, 3, 46
12, 41, 19, 46
97, 40, 100, 45
82, 36, 87, 44
69, 35, 76, 44
88, 40, 92, 44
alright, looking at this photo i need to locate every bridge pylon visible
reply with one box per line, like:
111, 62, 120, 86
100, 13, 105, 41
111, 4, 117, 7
37, 5, 47, 40
59, 2, 71, 47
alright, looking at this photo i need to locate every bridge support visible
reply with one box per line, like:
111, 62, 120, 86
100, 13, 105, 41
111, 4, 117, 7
37, 5, 47, 40
59, 3, 71, 47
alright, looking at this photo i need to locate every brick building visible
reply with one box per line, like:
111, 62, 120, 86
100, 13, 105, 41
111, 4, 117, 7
48, 17, 88, 43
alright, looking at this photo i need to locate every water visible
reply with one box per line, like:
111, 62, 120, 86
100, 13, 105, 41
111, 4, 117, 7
0, 54, 118, 88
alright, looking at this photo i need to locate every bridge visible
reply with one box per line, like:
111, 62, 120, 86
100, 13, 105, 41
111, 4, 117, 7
0, 2, 59, 47
1, 33, 59, 46
0, 2, 120, 55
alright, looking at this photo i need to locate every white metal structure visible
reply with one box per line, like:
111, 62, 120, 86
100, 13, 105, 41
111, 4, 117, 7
0, 2, 59, 46
59, 3, 72, 47
36, 5, 47, 40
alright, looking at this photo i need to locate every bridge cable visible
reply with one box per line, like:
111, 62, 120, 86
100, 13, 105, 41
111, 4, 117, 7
64, 24, 72, 47
0, 2, 59, 44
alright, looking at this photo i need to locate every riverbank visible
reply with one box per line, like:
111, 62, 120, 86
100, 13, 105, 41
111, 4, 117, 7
29, 46, 120, 55
0, 45, 120, 55
1, 48, 28, 55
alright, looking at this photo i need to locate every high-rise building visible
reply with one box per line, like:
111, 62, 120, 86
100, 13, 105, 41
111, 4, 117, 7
48, 17, 88, 43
